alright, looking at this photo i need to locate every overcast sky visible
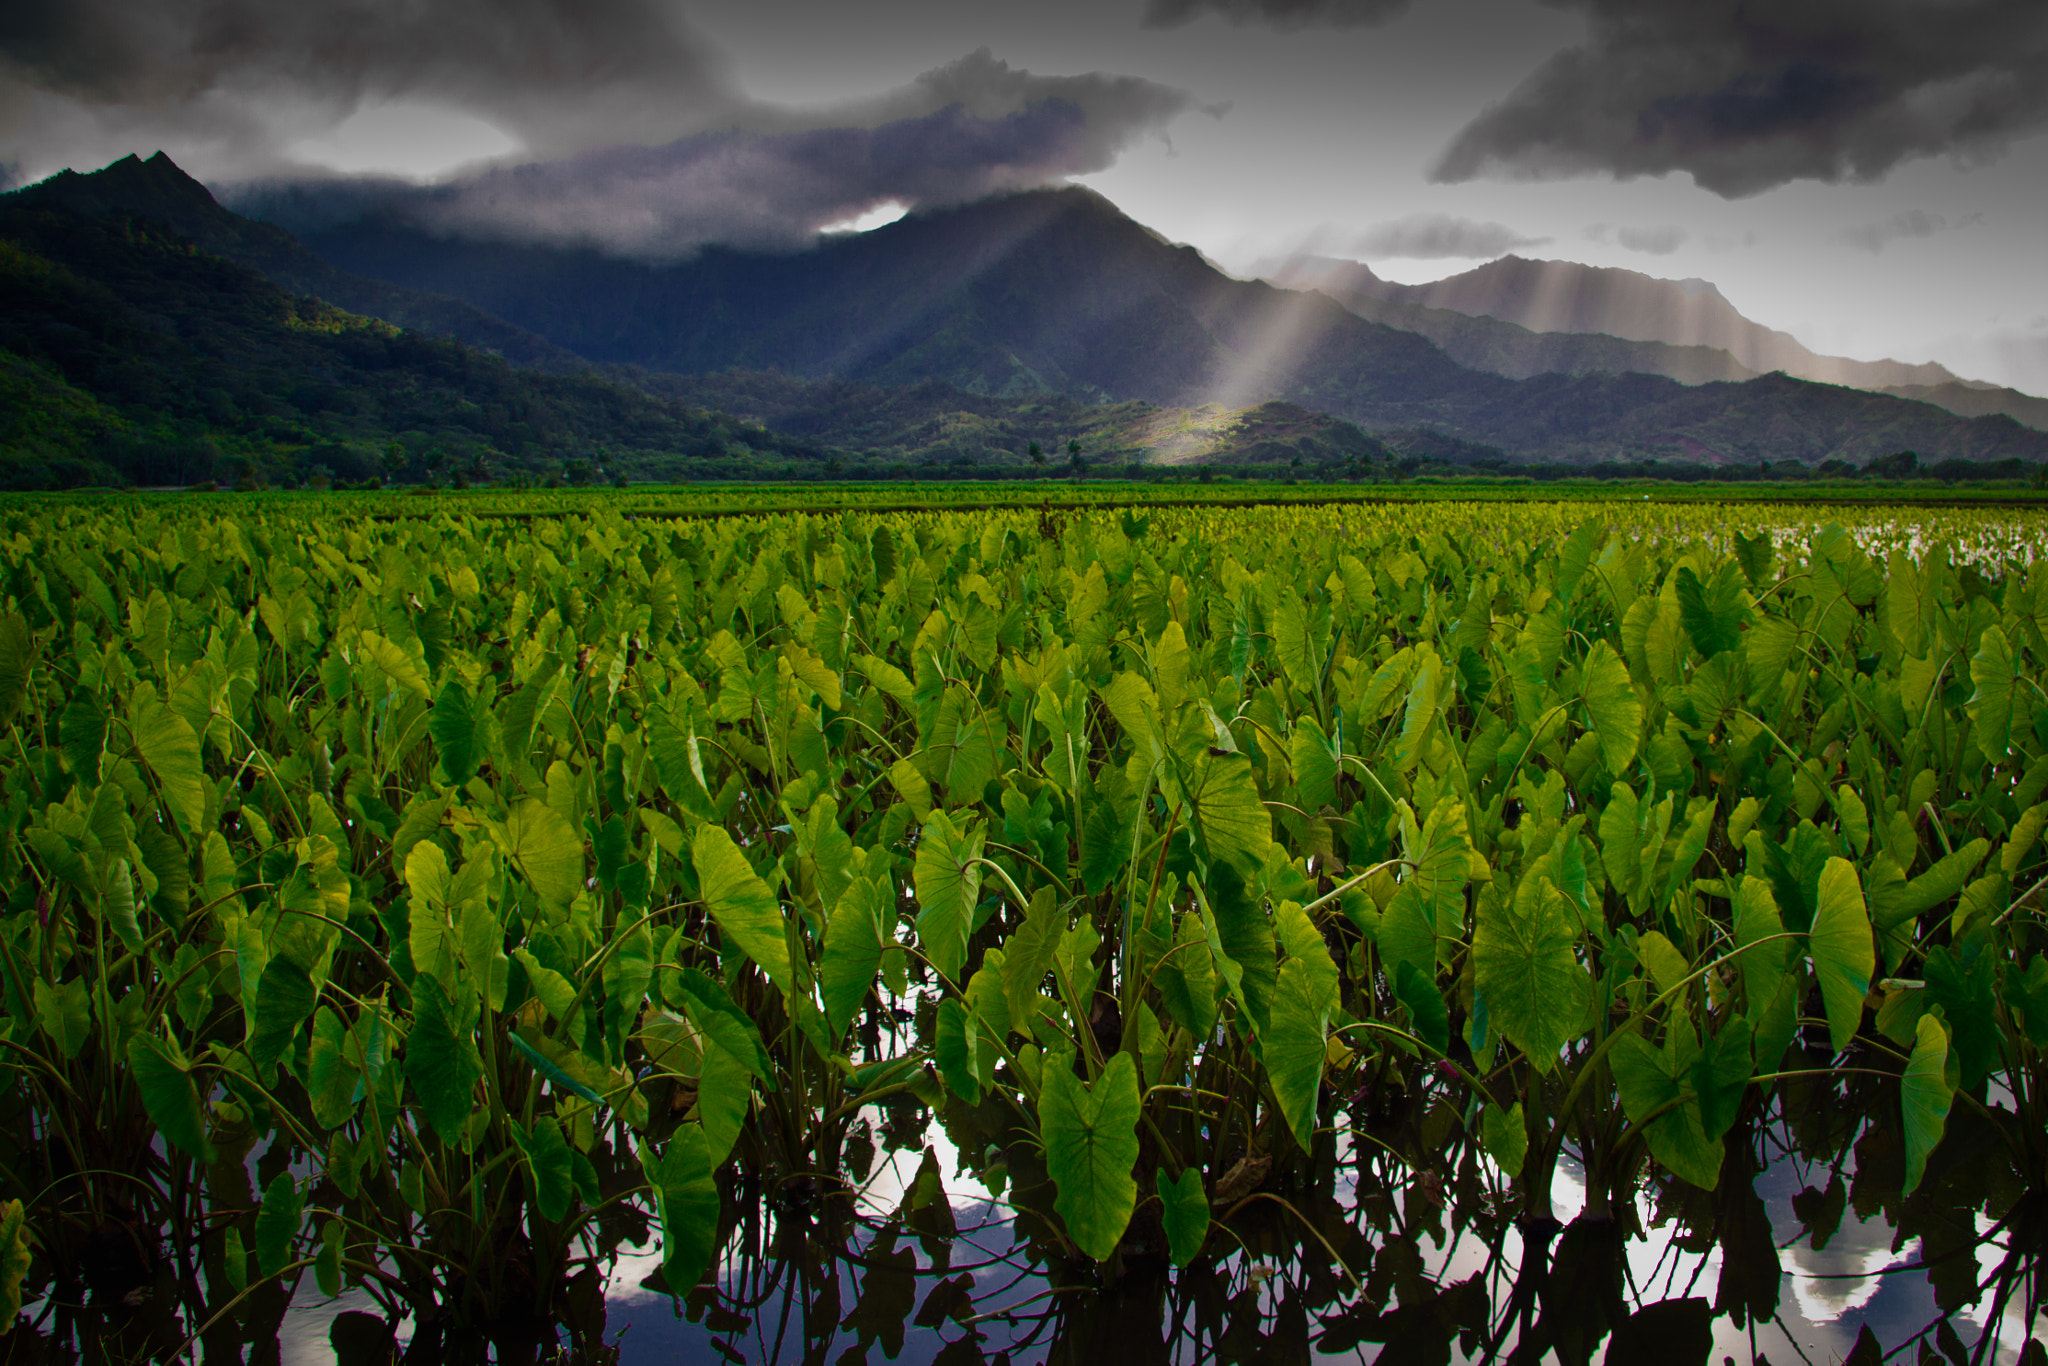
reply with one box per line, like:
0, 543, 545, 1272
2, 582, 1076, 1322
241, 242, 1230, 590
5, 0, 2045, 394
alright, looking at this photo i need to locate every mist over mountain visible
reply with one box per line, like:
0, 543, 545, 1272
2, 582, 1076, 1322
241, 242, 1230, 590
1269, 253, 1955, 388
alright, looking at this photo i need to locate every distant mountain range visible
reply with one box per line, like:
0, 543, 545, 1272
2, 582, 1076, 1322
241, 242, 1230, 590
6, 152, 2047, 477
1263, 254, 2048, 433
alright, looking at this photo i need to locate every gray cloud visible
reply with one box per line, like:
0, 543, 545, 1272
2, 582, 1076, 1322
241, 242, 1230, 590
0, 0, 739, 175
1430, 0, 2048, 197
227, 56, 1205, 259
1142, 0, 1415, 30
1835, 208, 1983, 252
1350, 211, 1549, 258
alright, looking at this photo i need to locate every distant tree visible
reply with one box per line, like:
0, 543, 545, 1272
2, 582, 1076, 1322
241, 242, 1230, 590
1865, 449, 1919, 480
1029, 441, 1045, 467
564, 458, 592, 486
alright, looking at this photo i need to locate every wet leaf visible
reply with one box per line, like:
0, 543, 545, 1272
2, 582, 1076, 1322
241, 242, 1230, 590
1474, 876, 1590, 1073
1810, 858, 1875, 1054
127, 1033, 214, 1161
1157, 1167, 1210, 1268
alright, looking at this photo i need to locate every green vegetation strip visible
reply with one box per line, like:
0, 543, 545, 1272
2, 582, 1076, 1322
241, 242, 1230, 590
0, 494, 2045, 1343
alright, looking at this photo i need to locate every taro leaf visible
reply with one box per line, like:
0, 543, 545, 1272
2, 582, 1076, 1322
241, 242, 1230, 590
1901, 1012, 1954, 1197
1733, 530, 1774, 588
405, 974, 484, 1142
693, 824, 794, 996
428, 680, 484, 785
359, 631, 430, 700
502, 798, 585, 908
1206, 861, 1276, 1034
1040, 1050, 1141, 1262
255, 1171, 303, 1278
674, 968, 776, 1088
133, 697, 205, 833
1392, 649, 1442, 775
514, 1116, 576, 1222
1393, 958, 1449, 1057
315, 1219, 344, 1299
1291, 716, 1340, 812
1610, 1031, 1723, 1190
820, 873, 890, 1039
1474, 876, 1591, 1073
913, 810, 983, 986
1481, 1101, 1527, 1178
507, 1032, 603, 1104
127, 1033, 214, 1161
2003, 955, 2048, 1048
1967, 625, 2021, 758
935, 998, 980, 1104
1810, 858, 1875, 1055
1182, 745, 1273, 874
1266, 956, 1330, 1153
1690, 1016, 1753, 1142
248, 955, 317, 1073
645, 1125, 721, 1292
1274, 898, 1339, 1018
1635, 931, 1690, 998
59, 691, 107, 780
1923, 941, 1999, 1090
1675, 563, 1749, 659
306, 1006, 359, 1130
1154, 907, 1218, 1038
1157, 1168, 1210, 1268
105, 858, 144, 955
1580, 641, 1642, 775
0, 1199, 29, 1323
1002, 886, 1065, 1037
0, 613, 32, 727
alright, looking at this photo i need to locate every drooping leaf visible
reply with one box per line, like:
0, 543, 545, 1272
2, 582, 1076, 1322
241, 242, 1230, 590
693, 824, 794, 995
1205, 861, 1276, 1034
1675, 563, 1750, 659
1393, 958, 1449, 1057
404, 973, 484, 1142
644, 1125, 721, 1292
1040, 1050, 1141, 1262
1580, 641, 1642, 775
0, 1199, 30, 1323
0, 613, 32, 728
127, 1033, 214, 1161
1481, 1101, 1527, 1178
428, 680, 484, 785
1610, 1030, 1723, 1190
820, 872, 891, 1038
132, 697, 206, 833
104, 858, 144, 955
1901, 1013, 1954, 1197
674, 968, 775, 1089
248, 955, 317, 1073
1157, 1168, 1210, 1269
912, 810, 983, 985
1809, 858, 1875, 1055
255, 1171, 303, 1278
1266, 956, 1330, 1153
515, 1116, 578, 1222
1154, 907, 1218, 1038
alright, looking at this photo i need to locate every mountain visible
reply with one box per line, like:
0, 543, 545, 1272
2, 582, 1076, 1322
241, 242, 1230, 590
246, 179, 2047, 466
0, 193, 823, 488
10, 153, 588, 373
1257, 260, 1760, 385
1275, 253, 1958, 389
1880, 381, 2048, 432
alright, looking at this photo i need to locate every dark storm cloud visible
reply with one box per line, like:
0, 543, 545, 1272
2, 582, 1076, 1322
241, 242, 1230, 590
1835, 208, 1982, 252
1142, 0, 1415, 31
1430, 0, 2048, 197
231, 61, 1205, 259
0, 0, 738, 162
1351, 211, 1549, 258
